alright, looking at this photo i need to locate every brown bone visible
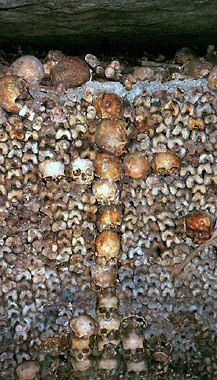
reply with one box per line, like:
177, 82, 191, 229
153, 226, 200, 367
167, 229, 217, 276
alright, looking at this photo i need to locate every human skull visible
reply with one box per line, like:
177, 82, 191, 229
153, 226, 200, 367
97, 205, 122, 231
94, 153, 122, 181
91, 265, 117, 289
122, 330, 145, 357
92, 179, 119, 205
71, 157, 94, 185
95, 119, 128, 156
97, 334, 120, 352
123, 152, 150, 179
127, 360, 148, 375
97, 291, 119, 311
70, 315, 95, 338
185, 211, 213, 244
95, 230, 120, 266
151, 351, 170, 376
98, 310, 121, 337
93, 92, 123, 120
71, 357, 92, 372
70, 336, 91, 360
152, 152, 180, 175
97, 357, 118, 371
39, 159, 65, 179
16, 361, 40, 380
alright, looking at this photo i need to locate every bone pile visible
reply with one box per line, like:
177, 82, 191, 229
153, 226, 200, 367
0, 48, 216, 379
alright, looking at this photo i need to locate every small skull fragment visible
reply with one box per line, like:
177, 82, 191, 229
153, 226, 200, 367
185, 211, 213, 244
207, 66, 217, 92
152, 152, 180, 175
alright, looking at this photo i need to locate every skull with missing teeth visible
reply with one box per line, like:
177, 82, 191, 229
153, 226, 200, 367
71, 157, 94, 185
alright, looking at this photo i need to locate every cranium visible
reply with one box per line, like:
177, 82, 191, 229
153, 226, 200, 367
70, 315, 95, 338
92, 179, 119, 205
185, 211, 213, 244
98, 310, 121, 337
70, 336, 91, 360
95, 230, 120, 266
71, 157, 94, 185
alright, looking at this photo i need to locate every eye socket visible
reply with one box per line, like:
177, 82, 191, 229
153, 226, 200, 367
82, 348, 89, 354
199, 231, 209, 238
187, 229, 194, 236
100, 328, 107, 335
73, 169, 81, 176
105, 311, 111, 321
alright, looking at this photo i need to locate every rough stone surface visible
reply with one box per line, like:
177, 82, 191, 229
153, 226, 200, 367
0, 0, 217, 53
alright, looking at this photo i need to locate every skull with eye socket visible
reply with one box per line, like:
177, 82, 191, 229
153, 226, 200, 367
98, 309, 121, 338
185, 211, 213, 244
152, 152, 180, 176
95, 230, 120, 266
121, 316, 147, 359
148, 334, 172, 377
71, 157, 94, 185
70, 336, 92, 361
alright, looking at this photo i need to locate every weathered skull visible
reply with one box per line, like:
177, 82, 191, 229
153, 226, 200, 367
92, 179, 119, 205
70, 336, 91, 360
91, 265, 117, 289
39, 159, 65, 179
42, 334, 67, 353
97, 357, 118, 371
70, 315, 95, 338
122, 330, 145, 357
185, 211, 213, 244
94, 153, 122, 181
151, 351, 170, 376
16, 361, 40, 380
123, 152, 150, 179
71, 157, 94, 185
98, 310, 121, 336
127, 360, 148, 375
95, 230, 120, 266
97, 334, 120, 352
93, 92, 123, 120
71, 357, 92, 372
97, 205, 122, 232
97, 291, 119, 311
152, 152, 180, 175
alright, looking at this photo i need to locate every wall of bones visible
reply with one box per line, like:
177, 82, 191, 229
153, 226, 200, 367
0, 49, 216, 379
